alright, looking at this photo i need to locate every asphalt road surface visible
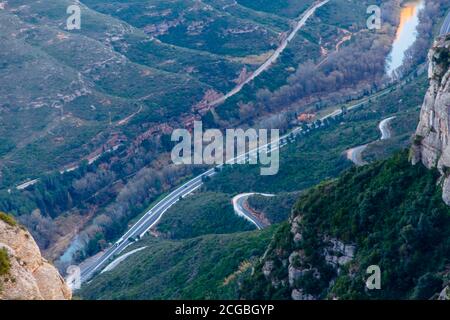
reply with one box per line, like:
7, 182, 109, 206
79, 168, 214, 282
79, 137, 288, 283
440, 11, 450, 36
346, 116, 396, 166
232, 193, 274, 229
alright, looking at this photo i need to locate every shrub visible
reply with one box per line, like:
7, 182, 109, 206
0, 248, 11, 277
0, 212, 17, 227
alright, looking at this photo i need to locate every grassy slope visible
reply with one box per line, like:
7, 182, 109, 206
156, 192, 255, 239
216, 0, 381, 120
79, 227, 276, 300
3, 0, 308, 187
247, 192, 299, 224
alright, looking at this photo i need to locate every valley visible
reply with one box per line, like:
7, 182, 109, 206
1, 0, 450, 302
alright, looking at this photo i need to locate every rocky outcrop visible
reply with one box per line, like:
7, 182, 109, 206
258, 212, 355, 300
411, 36, 450, 203
0, 214, 71, 300
323, 237, 355, 271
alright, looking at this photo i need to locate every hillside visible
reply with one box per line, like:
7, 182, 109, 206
0, 0, 392, 266
0, 0, 332, 187
240, 36, 450, 300
2, 0, 450, 303
241, 151, 450, 299
79, 227, 275, 300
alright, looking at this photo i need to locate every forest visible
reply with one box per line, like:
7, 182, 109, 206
242, 151, 450, 299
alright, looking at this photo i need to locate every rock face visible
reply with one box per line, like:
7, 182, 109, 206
0, 216, 72, 300
411, 36, 450, 203
257, 212, 355, 300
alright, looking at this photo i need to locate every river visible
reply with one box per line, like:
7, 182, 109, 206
386, 0, 425, 77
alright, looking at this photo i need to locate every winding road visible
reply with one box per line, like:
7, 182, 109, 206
77, 101, 339, 284
232, 193, 274, 230
17, 1, 329, 193
346, 116, 396, 166
77, 2, 334, 284
209, 0, 330, 106
79, 135, 289, 283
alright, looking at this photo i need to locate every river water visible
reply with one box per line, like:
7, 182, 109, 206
386, 0, 425, 77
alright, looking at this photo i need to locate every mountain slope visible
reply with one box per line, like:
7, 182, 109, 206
241, 151, 450, 299
79, 227, 275, 300
241, 36, 450, 301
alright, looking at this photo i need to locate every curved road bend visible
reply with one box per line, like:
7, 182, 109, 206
346, 116, 396, 166
232, 193, 274, 229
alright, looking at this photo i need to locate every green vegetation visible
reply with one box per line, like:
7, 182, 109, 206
247, 193, 299, 224
216, 0, 391, 121
205, 74, 427, 195
204, 116, 380, 194
79, 227, 276, 300
156, 192, 254, 239
0, 248, 11, 277
242, 151, 450, 299
0, 212, 17, 227
363, 76, 427, 161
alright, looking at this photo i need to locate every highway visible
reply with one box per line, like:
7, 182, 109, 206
76, 0, 334, 282
79, 169, 213, 282
77, 29, 407, 285
77, 93, 357, 284
232, 193, 274, 229
78, 83, 401, 284
440, 11, 450, 36
79, 135, 287, 282
79, 109, 313, 283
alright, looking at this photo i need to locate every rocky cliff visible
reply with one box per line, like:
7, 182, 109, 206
0, 213, 72, 300
241, 151, 450, 300
411, 35, 450, 204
